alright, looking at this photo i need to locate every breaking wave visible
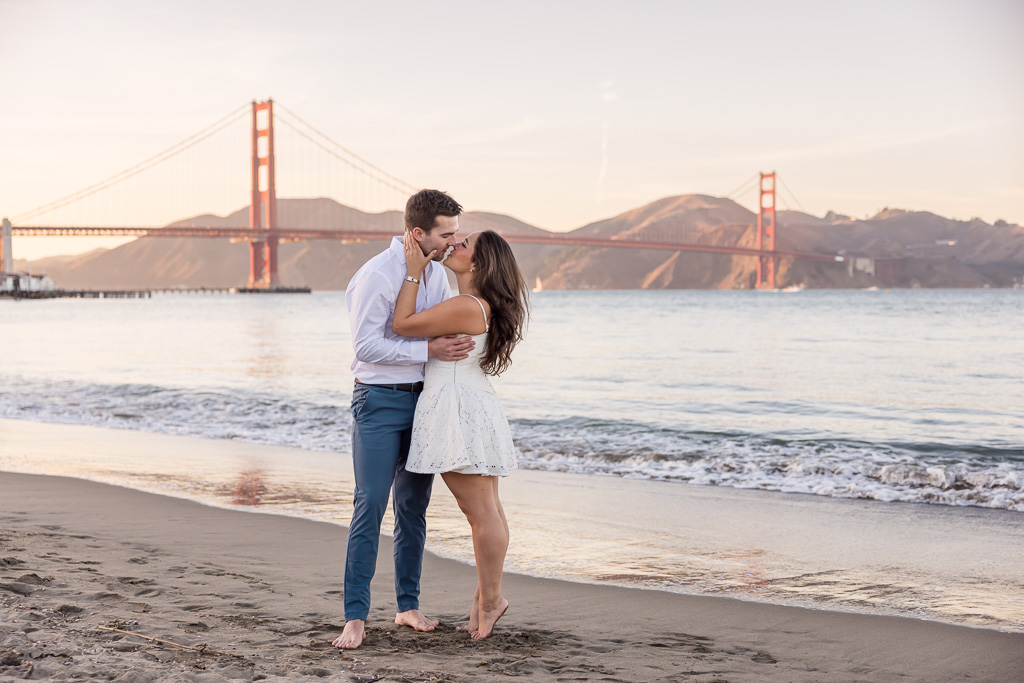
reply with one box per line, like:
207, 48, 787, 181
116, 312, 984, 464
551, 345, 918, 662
2, 377, 1022, 512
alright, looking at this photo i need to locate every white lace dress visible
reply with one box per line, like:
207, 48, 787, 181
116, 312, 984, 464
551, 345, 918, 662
406, 296, 518, 477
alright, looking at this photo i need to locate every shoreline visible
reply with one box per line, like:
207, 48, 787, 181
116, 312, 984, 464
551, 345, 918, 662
3, 404, 1023, 515
2, 417, 1023, 635
1, 471, 1022, 682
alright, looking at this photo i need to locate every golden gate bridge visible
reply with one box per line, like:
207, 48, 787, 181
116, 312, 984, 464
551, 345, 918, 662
2, 99, 845, 291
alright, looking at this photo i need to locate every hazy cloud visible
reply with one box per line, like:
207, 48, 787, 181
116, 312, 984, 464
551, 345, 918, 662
390, 118, 554, 150
723, 120, 998, 166
598, 121, 610, 200
599, 80, 617, 102
596, 81, 618, 201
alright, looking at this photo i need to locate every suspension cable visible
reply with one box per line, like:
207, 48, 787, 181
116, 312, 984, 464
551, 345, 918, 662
724, 173, 759, 200
14, 102, 252, 223
777, 175, 806, 213
274, 101, 418, 194
275, 114, 417, 196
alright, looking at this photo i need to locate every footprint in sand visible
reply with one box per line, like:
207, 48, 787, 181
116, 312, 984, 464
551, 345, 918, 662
0, 582, 34, 596
117, 577, 154, 585
180, 604, 213, 612
15, 573, 50, 585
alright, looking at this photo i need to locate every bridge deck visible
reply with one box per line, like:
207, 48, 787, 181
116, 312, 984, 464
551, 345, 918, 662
10, 226, 845, 263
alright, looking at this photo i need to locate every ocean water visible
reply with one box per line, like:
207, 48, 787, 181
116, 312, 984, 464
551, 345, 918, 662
2, 289, 1021, 510
1, 288, 1023, 630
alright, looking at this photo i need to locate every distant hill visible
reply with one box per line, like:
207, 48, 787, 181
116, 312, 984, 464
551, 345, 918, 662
20, 199, 566, 290
13, 248, 108, 273
18, 197, 1024, 290
535, 197, 1024, 289
540, 195, 762, 289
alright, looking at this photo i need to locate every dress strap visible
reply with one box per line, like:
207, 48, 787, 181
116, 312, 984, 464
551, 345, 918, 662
464, 294, 490, 333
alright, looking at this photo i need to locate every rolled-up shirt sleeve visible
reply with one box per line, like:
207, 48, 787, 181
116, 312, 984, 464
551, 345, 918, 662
348, 271, 428, 366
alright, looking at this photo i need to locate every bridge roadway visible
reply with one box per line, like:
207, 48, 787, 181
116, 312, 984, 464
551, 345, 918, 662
11, 226, 846, 264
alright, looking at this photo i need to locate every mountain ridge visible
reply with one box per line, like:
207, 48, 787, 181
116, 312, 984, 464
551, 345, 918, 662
16, 195, 1024, 290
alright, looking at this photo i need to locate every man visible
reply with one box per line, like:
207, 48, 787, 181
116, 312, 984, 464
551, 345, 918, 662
333, 189, 473, 650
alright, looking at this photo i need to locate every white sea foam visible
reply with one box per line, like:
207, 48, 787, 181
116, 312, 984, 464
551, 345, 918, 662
3, 378, 1021, 513
511, 419, 1024, 512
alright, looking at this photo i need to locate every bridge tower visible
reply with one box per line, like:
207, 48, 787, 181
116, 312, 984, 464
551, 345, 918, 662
248, 99, 279, 289
1, 218, 12, 275
755, 171, 777, 289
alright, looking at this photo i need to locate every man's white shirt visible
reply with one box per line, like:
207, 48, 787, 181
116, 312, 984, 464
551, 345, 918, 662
346, 236, 452, 383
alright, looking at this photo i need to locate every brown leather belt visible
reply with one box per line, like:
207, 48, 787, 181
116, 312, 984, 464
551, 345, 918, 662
355, 379, 424, 394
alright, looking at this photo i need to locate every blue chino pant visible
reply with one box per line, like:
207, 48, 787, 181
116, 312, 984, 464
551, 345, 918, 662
344, 383, 434, 621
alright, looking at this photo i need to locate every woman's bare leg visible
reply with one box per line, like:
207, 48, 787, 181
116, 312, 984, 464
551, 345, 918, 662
492, 476, 509, 559
442, 472, 509, 639
472, 477, 510, 638
461, 480, 507, 632
459, 586, 480, 633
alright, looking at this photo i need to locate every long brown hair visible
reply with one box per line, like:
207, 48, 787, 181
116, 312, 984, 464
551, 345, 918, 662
472, 231, 530, 376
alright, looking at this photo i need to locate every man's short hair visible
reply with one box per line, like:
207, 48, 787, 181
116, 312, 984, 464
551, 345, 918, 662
404, 189, 463, 233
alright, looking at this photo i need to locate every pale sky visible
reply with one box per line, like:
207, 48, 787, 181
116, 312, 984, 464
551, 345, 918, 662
2, 0, 1022, 260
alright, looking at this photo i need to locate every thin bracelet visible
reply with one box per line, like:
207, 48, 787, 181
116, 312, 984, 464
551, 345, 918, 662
404, 275, 420, 285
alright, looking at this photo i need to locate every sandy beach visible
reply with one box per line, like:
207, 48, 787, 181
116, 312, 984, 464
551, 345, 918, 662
0, 472, 1021, 681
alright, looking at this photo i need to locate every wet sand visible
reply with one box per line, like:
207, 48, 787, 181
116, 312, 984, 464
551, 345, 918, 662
1, 472, 1022, 682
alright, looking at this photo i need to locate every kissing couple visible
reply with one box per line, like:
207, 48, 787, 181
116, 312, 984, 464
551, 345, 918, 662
333, 189, 530, 649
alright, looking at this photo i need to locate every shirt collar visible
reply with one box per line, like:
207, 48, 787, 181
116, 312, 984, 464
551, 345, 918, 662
390, 236, 406, 264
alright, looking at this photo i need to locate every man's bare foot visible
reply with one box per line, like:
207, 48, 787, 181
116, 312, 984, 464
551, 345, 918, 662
332, 619, 365, 649
471, 597, 508, 640
456, 589, 481, 633
394, 609, 439, 632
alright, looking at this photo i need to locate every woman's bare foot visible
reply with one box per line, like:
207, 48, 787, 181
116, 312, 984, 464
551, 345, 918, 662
332, 619, 365, 649
471, 597, 508, 640
394, 609, 439, 632
456, 589, 481, 633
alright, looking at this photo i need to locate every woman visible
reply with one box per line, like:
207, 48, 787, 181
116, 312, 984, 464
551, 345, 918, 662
392, 229, 529, 640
